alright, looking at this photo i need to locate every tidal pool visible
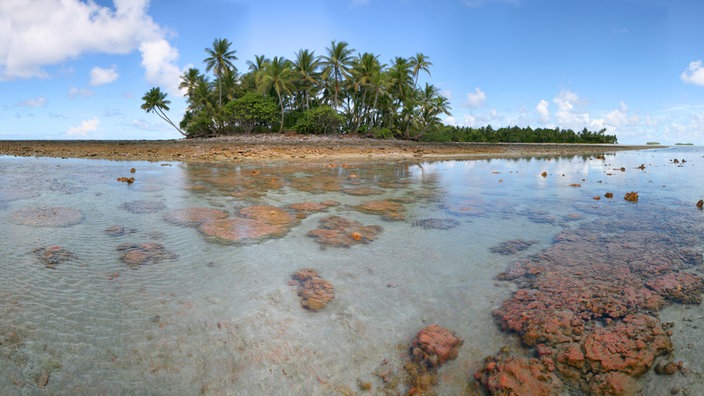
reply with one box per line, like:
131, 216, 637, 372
1, 147, 703, 395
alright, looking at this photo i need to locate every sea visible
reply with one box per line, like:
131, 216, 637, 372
1, 146, 703, 395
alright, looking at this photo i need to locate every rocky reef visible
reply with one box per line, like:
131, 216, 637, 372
308, 215, 383, 248
290, 268, 335, 311
475, 208, 704, 394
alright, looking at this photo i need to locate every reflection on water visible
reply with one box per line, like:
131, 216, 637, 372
1, 148, 703, 395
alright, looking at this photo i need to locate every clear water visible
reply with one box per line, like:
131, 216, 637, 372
1, 147, 703, 395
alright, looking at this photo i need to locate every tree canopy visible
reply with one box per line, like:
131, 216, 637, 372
142, 38, 618, 144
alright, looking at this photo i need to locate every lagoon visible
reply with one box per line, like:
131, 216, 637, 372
1, 147, 703, 395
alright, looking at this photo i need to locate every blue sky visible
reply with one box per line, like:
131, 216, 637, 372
2, 0, 704, 144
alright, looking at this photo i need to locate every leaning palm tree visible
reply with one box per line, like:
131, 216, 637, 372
141, 87, 184, 136
409, 53, 432, 88
321, 40, 354, 109
203, 38, 238, 107
257, 56, 295, 132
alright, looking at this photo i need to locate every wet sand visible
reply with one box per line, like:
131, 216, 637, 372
0, 135, 654, 163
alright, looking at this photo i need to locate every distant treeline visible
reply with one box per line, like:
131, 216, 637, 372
420, 125, 618, 144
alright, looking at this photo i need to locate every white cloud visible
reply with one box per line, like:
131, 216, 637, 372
16, 97, 47, 107
68, 87, 94, 99
465, 87, 486, 107
553, 90, 590, 128
139, 39, 183, 95
681, 60, 704, 86
0, 0, 183, 92
536, 99, 549, 120
67, 117, 100, 137
90, 65, 119, 86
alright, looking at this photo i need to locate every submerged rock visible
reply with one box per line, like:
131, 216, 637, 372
476, 210, 704, 394
353, 200, 406, 221
10, 206, 84, 227
163, 207, 229, 227
197, 205, 298, 244
624, 191, 639, 202
104, 225, 137, 237
119, 200, 166, 214
411, 218, 461, 230
291, 268, 335, 311
405, 324, 463, 394
410, 324, 463, 370
489, 239, 537, 255
33, 246, 76, 268
308, 216, 382, 248
117, 242, 177, 268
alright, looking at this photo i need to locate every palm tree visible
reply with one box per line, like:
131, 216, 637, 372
203, 38, 238, 107
141, 87, 184, 136
348, 52, 382, 131
292, 49, 320, 110
414, 83, 451, 139
179, 68, 203, 98
409, 53, 432, 88
257, 56, 295, 132
321, 40, 354, 109
247, 54, 269, 73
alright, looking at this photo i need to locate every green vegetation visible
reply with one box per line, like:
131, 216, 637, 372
675, 143, 693, 145
646, 142, 661, 145
141, 38, 618, 144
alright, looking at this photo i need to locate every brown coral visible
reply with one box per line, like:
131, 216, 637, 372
308, 216, 382, 248
291, 268, 335, 311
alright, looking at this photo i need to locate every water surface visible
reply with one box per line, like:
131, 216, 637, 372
1, 147, 703, 395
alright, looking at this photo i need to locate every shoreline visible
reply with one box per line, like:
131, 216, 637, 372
0, 135, 659, 163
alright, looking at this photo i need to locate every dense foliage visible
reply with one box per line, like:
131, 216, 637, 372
141, 38, 618, 144
422, 125, 618, 144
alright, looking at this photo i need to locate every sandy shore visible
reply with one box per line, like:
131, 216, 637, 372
0, 134, 655, 163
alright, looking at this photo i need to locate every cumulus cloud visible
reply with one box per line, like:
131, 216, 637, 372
681, 60, 704, 86
66, 117, 100, 137
16, 97, 47, 108
0, 0, 183, 92
90, 65, 119, 86
465, 87, 486, 107
553, 90, 590, 128
68, 87, 94, 99
536, 99, 549, 120
140, 39, 183, 94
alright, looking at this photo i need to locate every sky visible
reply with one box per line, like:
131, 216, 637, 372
2, 0, 704, 144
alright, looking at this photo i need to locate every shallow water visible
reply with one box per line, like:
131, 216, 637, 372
1, 147, 703, 395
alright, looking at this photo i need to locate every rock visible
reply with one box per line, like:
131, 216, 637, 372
116, 176, 134, 184
117, 242, 177, 268
33, 246, 76, 268
342, 186, 385, 196
410, 218, 461, 230
10, 206, 84, 227
163, 207, 229, 227
624, 191, 639, 202
353, 200, 406, 221
308, 216, 382, 248
474, 352, 563, 396
291, 268, 334, 311
697, 199, 703, 209
645, 272, 704, 304
104, 225, 137, 237
119, 200, 166, 214
409, 324, 463, 370
654, 360, 680, 375
489, 239, 537, 255
477, 209, 701, 394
